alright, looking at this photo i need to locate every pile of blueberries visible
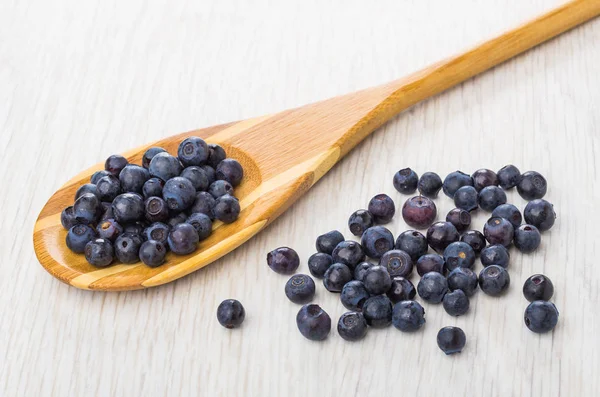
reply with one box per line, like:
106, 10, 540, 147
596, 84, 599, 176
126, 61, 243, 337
60, 137, 243, 268
260, 165, 558, 355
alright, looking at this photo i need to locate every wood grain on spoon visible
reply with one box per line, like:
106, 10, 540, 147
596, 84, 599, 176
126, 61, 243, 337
33, 0, 600, 291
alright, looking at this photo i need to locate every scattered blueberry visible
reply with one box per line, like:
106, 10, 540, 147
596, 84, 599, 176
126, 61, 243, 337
447, 267, 478, 296
66, 224, 96, 253
308, 253, 333, 278
216, 158, 244, 187
362, 295, 393, 328
523, 274, 554, 302
315, 230, 345, 255
267, 247, 300, 274
162, 177, 196, 212
337, 312, 368, 341
167, 223, 199, 255
454, 186, 479, 212
416, 254, 445, 276
360, 226, 394, 259
472, 168, 499, 192
478, 265, 510, 296
363, 265, 392, 295
524, 199, 556, 232
478, 186, 507, 212
217, 299, 246, 329
442, 171, 473, 198
524, 301, 559, 333
186, 212, 213, 240
207, 143, 227, 168
213, 194, 241, 223
426, 222, 459, 252
446, 208, 471, 231
73, 192, 102, 224
142, 147, 167, 169
331, 240, 365, 269
96, 219, 123, 241
148, 152, 182, 182
379, 249, 413, 278
91, 170, 112, 185
392, 300, 425, 332
443, 241, 475, 271
84, 238, 114, 267
112, 193, 144, 224
514, 224, 541, 253
285, 274, 316, 304
105, 154, 128, 176
386, 276, 416, 303
492, 203, 522, 228
144, 196, 170, 223
114, 232, 143, 263
442, 289, 470, 316
144, 222, 170, 245
460, 230, 486, 255
393, 168, 418, 194
119, 164, 150, 194
368, 194, 395, 224
139, 240, 167, 267
353, 262, 375, 282
181, 166, 209, 192
437, 326, 466, 355
395, 230, 428, 262
348, 209, 374, 236
96, 175, 121, 202
323, 263, 353, 292
61, 206, 77, 230
178, 137, 209, 167
483, 217, 514, 247
297, 304, 331, 340
517, 171, 547, 200
417, 272, 448, 304
497, 164, 521, 189
208, 180, 234, 198
402, 196, 437, 229
75, 183, 99, 201
480, 244, 510, 268
142, 177, 164, 199
340, 280, 370, 311
418, 172, 443, 198
189, 191, 216, 219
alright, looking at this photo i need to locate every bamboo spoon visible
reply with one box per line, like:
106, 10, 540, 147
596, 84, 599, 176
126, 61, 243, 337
34, 0, 600, 291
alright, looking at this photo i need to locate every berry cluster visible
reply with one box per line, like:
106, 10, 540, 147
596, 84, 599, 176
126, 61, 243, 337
61, 137, 242, 268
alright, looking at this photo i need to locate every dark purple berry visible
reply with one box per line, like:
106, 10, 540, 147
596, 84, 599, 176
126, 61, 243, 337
524, 301, 558, 333
497, 164, 521, 189
395, 230, 428, 262
480, 244, 510, 268
348, 209, 374, 236
353, 262, 375, 282
307, 253, 333, 278
340, 280, 370, 311
437, 326, 466, 355
392, 300, 425, 332
163, 177, 196, 212
442, 171, 473, 198
360, 226, 394, 259
416, 254, 445, 276
514, 224, 541, 253
379, 249, 413, 278
523, 274, 554, 302
478, 186, 507, 212
446, 208, 471, 231
208, 180, 234, 199
323, 263, 353, 292
524, 199, 556, 231
418, 172, 443, 198
492, 204, 522, 228
478, 265, 510, 296
144, 222, 170, 245
181, 166, 209, 192
119, 164, 150, 194
483, 217, 514, 247
61, 206, 77, 230
296, 304, 330, 340
217, 299, 245, 329
453, 186, 478, 212
167, 223, 199, 255
337, 312, 368, 341
84, 238, 114, 267
368, 194, 395, 224
447, 267, 478, 296
96, 175, 121, 202
417, 272, 448, 304
285, 274, 316, 304
139, 240, 167, 267
363, 265, 392, 295
201, 165, 216, 185
426, 222, 459, 252
144, 196, 169, 223
96, 219, 123, 241
362, 295, 393, 328
267, 247, 299, 274
112, 193, 144, 224
443, 289, 470, 316
73, 192, 102, 224
393, 168, 418, 194
402, 196, 437, 229
105, 154, 128, 176
114, 233, 143, 263
517, 171, 547, 200
443, 241, 475, 271
386, 276, 416, 303
149, 152, 182, 182
471, 168, 499, 191
460, 230, 486, 255
213, 194, 240, 223
91, 170, 111, 184
142, 147, 167, 169
75, 184, 99, 201
167, 212, 188, 228
142, 177, 164, 199
185, 213, 212, 241
207, 143, 227, 168
178, 136, 209, 167
189, 191, 216, 219
216, 158, 244, 187
331, 240, 365, 269
66, 224, 96, 253
315, 230, 344, 255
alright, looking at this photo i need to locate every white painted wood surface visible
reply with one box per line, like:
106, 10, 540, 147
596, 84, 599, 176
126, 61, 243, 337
1, 0, 599, 395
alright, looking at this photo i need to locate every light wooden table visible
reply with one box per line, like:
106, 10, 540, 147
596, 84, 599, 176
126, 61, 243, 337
2, 0, 599, 396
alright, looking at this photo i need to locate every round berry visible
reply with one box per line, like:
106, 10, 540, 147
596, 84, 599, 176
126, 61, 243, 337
213, 195, 241, 223
267, 247, 299, 274
331, 240, 365, 269
514, 224, 541, 253
524, 199, 556, 232
207, 143, 227, 168
178, 136, 209, 167
84, 238, 114, 267
362, 295, 393, 328
217, 299, 245, 329
216, 158, 244, 187
472, 168, 499, 191
163, 177, 196, 212
285, 274, 316, 304
460, 230, 486, 254
105, 154, 128, 176
363, 265, 392, 295
91, 170, 112, 184
144, 222, 170, 245
447, 267, 478, 296
442, 289, 470, 316
443, 241, 475, 271
96, 175, 121, 202
393, 168, 418, 194
360, 226, 394, 259
66, 224, 96, 253
144, 196, 169, 223
119, 164, 150, 194
75, 183, 99, 201
139, 240, 167, 267
497, 164, 521, 189
208, 180, 234, 199
348, 209, 374, 236
392, 300, 425, 332
181, 166, 210, 192
395, 230, 428, 262
307, 253, 333, 278
417, 272, 448, 304
142, 177, 164, 199
315, 230, 345, 255
426, 222, 459, 252
386, 276, 416, 303
112, 193, 145, 224
61, 206, 77, 230
478, 186, 506, 212
416, 254, 445, 276
442, 171, 473, 198
74, 192, 102, 224
186, 212, 213, 241
142, 147, 167, 169
418, 172, 443, 198
446, 208, 471, 231
149, 152, 182, 182
524, 301, 559, 333
437, 326, 466, 355
353, 262, 375, 282
368, 194, 395, 224
454, 186, 479, 212
402, 196, 437, 229
480, 244, 510, 268
478, 265, 510, 296
523, 274, 554, 302
379, 249, 413, 278
323, 263, 353, 292
492, 203, 522, 228
340, 280, 370, 311
483, 217, 514, 247
96, 219, 123, 242
114, 233, 143, 263
337, 312, 368, 341
296, 304, 331, 341
167, 223, 199, 255
517, 171, 547, 200
189, 191, 216, 219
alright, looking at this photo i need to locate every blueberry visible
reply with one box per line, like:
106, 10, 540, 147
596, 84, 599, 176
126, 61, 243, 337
75, 183, 99, 201
162, 177, 196, 212
201, 165, 216, 185
417, 272, 448, 303
96, 175, 121, 202
213, 194, 241, 223
392, 300, 425, 332
144, 222, 170, 245
524, 199, 556, 232
208, 180, 234, 198
472, 168, 499, 191
426, 222, 459, 252
66, 224, 96, 253
524, 301, 559, 333
267, 247, 300, 274
443, 241, 475, 271
447, 267, 478, 296
73, 192, 102, 224
446, 208, 471, 232
149, 152, 182, 182
418, 172, 443, 198
362, 295, 393, 328
437, 326, 466, 355
186, 213, 212, 240
112, 193, 144, 224
478, 186, 507, 212
296, 304, 331, 340
217, 299, 246, 329
216, 158, 244, 187
139, 240, 167, 267
442, 171, 473, 198
514, 224, 541, 253
523, 274, 554, 302
315, 230, 345, 255
360, 226, 394, 259
363, 265, 392, 295
84, 238, 114, 267
387, 276, 416, 303
393, 168, 418, 194
478, 265, 510, 296
323, 263, 353, 292
167, 223, 199, 255
207, 143, 227, 168
123, 221, 147, 236
354, 262, 375, 282
480, 244, 510, 268
401, 196, 437, 229
100, 202, 115, 222
178, 137, 209, 167
331, 240, 365, 269
144, 196, 169, 223
142, 177, 164, 199
492, 203, 522, 228
308, 253, 333, 278
189, 191, 216, 219
368, 194, 395, 224
517, 171, 547, 200
337, 312, 368, 341
181, 166, 209, 191
395, 230, 428, 262
285, 274, 316, 304
496, 165, 521, 191
453, 186, 479, 212
119, 164, 149, 194
340, 280, 370, 311
114, 232, 143, 263
105, 154, 128, 176
91, 170, 111, 184
380, 249, 413, 278
61, 206, 77, 230
96, 219, 123, 241
167, 212, 188, 228
442, 289, 470, 316
142, 147, 167, 169
416, 254, 445, 276
348, 209, 374, 236
483, 217, 514, 247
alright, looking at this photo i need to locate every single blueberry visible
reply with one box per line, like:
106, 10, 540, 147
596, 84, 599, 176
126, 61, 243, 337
167, 223, 199, 255
447, 267, 478, 296
446, 208, 471, 232
189, 191, 216, 219
142, 177, 164, 199
393, 168, 418, 194
392, 300, 425, 332
315, 230, 345, 255
368, 194, 395, 224
437, 326, 466, 355
442, 171, 473, 198
308, 253, 333, 278
362, 295, 393, 328
114, 232, 143, 263
61, 206, 77, 230
337, 312, 368, 341
285, 274, 316, 304
213, 194, 241, 223
178, 136, 209, 167
454, 186, 479, 212
416, 254, 445, 276
478, 265, 510, 296
426, 222, 459, 252
514, 224, 541, 253
483, 217, 514, 247
75, 183, 99, 201
323, 263, 353, 292
66, 224, 96, 253
340, 280, 370, 311
472, 168, 499, 192
417, 272, 448, 304
492, 203, 522, 228
386, 276, 416, 303
524, 301, 559, 333
84, 238, 114, 267
363, 265, 392, 295
401, 196, 437, 229
163, 177, 196, 212
517, 171, 547, 200
119, 164, 150, 194
139, 240, 167, 267
331, 240, 365, 269
144, 222, 170, 246
142, 147, 167, 169
144, 196, 170, 223
181, 166, 210, 192
96, 175, 122, 202
217, 299, 246, 329
73, 192, 102, 224
91, 170, 112, 185
497, 164, 521, 189
443, 241, 475, 271
296, 304, 331, 340
185, 213, 212, 241
480, 244, 510, 268
523, 274, 554, 302
96, 219, 123, 241
524, 199, 556, 232
353, 262, 375, 282
379, 249, 413, 278
442, 289, 470, 316
348, 209, 374, 236
418, 172, 443, 198
395, 230, 428, 262
360, 226, 394, 259
216, 158, 244, 187
267, 247, 300, 274
149, 152, 183, 182
460, 230, 486, 255
207, 143, 227, 168
208, 180, 234, 199
105, 154, 128, 176
479, 185, 507, 212
112, 193, 145, 224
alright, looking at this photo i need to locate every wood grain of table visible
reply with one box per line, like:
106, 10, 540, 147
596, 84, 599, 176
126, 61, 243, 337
1, 0, 599, 396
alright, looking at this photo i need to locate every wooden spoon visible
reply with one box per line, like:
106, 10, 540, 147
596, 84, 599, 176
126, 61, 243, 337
34, 0, 600, 291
